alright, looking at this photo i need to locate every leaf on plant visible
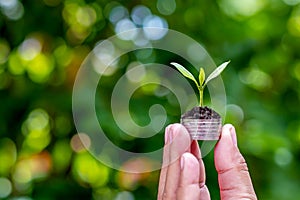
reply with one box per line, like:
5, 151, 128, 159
170, 62, 199, 87
199, 68, 205, 86
204, 61, 230, 86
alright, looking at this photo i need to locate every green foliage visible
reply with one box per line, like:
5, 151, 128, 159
199, 68, 205, 86
170, 62, 200, 87
171, 61, 229, 106
204, 61, 230, 86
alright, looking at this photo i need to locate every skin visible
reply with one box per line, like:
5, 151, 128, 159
157, 123, 257, 200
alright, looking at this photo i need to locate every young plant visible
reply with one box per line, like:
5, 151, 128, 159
170, 61, 230, 107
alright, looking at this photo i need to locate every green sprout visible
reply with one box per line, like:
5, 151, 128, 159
170, 61, 230, 107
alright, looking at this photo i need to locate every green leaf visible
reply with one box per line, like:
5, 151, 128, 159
204, 61, 230, 86
170, 62, 199, 87
199, 68, 205, 86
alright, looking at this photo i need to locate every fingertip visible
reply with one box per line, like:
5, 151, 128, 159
168, 123, 188, 132
166, 123, 191, 142
215, 124, 244, 173
165, 123, 188, 135
220, 124, 237, 146
180, 152, 199, 170
165, 125, 171, 144
214, 125, 257, 199
222, 123, 234, 130
229, 125, 237, 147
219, 124, 234, 146
222, 124, 234, 135
180, 153, 199, 186
214, 124, 236, 171
165, 123, 192, 162
165, 123, 182, 144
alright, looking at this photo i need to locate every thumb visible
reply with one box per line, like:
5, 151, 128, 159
214, 124, 257, 200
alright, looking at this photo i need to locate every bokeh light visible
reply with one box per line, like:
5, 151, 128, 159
115, 19, 138, 40
12, 152, 52, 193
287, 6, 300, 37
109, 5, 129, 24
18, 38, 42, 61
21, 109, 51, 153
156, 0, 176, 15
239, 67, 273, 91
0, 0, 24, 20
117, 157, 155, 190
72, 152, 110, 188
70, 133, 91, 153
283, 0, 300, 6
0, 177, 12, 198
143, 15, 168, 40
62, 1, 103, 44
126, 62, 146, 83
131, 5, 151, 26
225, 104, 244, 125
218, 0, 266, 19
92, 40, 119, 76
52, 139, 72, 172
274, 147, 293, 167
115, 191, 135, 200
0, 138, 17, 176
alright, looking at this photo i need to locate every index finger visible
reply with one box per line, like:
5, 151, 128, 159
157, 125, 172, 200
162, 124, 191, 199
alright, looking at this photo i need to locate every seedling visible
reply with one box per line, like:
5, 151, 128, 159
170, 61, 230, 107
170, 61, 230, 140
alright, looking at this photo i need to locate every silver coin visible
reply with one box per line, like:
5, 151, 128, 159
181, 117, 222, 140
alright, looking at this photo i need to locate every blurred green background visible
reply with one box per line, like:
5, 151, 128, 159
1, 0, 300, 199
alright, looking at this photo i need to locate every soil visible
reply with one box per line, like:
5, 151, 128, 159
181, 106, 221, 119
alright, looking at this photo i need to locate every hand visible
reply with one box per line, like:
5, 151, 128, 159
157, 123, 257, 200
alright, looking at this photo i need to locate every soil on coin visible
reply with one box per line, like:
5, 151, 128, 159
181, 106, 221, 119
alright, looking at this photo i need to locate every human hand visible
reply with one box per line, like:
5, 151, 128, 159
157, 123, 257, 200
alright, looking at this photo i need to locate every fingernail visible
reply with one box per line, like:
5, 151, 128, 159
229, 126, 238, 147
180, 155, 185, 170
165, 125, 175, 144
164, 126, 170, 144
168, 127, 174, 143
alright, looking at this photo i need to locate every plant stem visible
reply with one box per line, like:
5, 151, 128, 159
199, 89, 203, 107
